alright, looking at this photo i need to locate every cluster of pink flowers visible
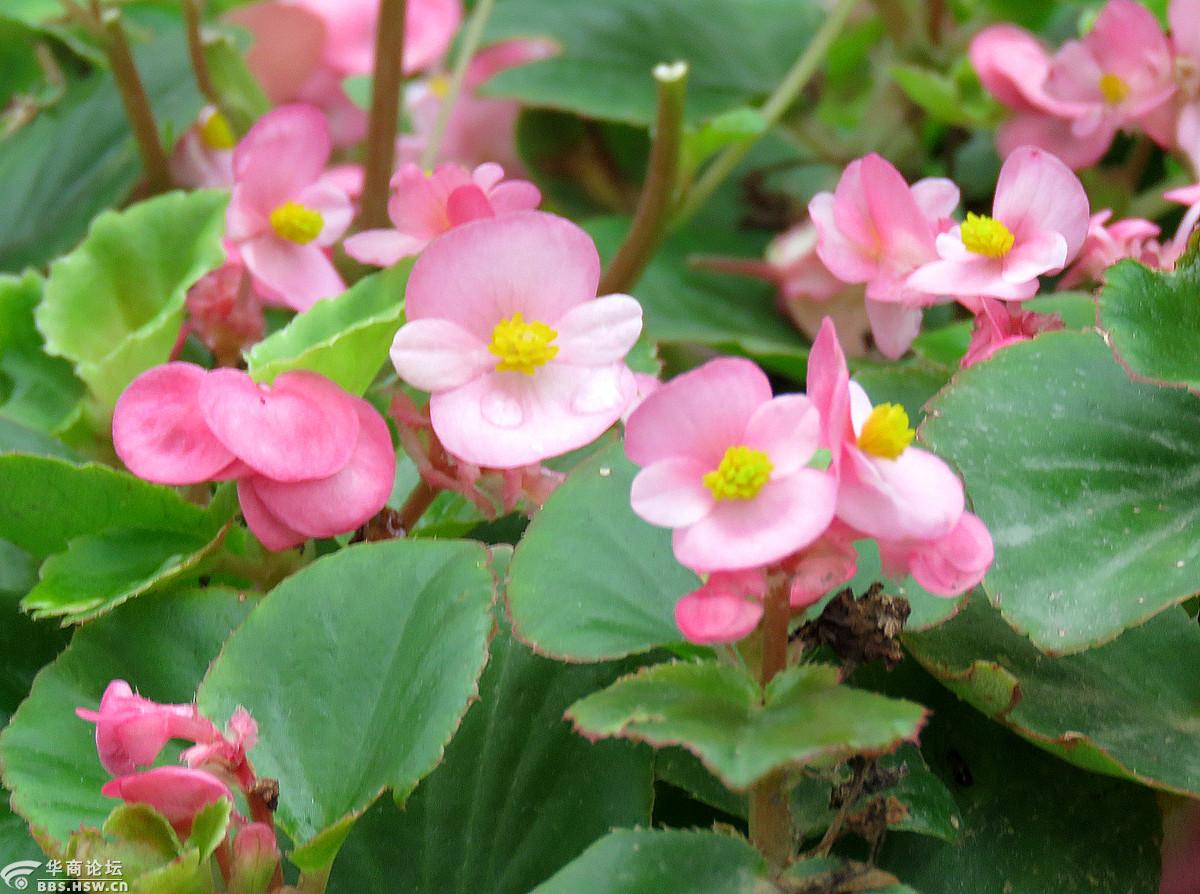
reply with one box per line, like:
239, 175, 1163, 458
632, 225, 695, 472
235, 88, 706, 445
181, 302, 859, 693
971, 0, 1197, 171
77, 681, 280, 881
625, 317, 993, 645
113, 363, 394, 551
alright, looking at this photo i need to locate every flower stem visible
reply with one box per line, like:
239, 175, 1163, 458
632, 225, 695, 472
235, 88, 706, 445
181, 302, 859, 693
183, 0, 221, 108
673, 0, 859, 228
397, 478, 440, 533
419, 0, 497, 170
91, 0, 172, 194
749, 578, 793, 868
597, 61, 689, 295
358, 0, 407, 231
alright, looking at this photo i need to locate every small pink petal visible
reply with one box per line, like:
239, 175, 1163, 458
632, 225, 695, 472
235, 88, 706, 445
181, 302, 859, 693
1001, 230, 1069, 282
741, 394, 820, 477
225, 3, 325, 105
486, 179, 542, 213
553, 294, 643, 366
232, 104, 331, 216
865, 300, 923, 360
993, 145, 1090, 261
240, 236, 345, 311
390, 318, 494, 391
807, 318, 854, 462
910, 177, 960, 224
625, 357, 772, 470
343, 229, 429, 266
674, 587, 763, 645
809, 190, 878, 284
908, 512, 994, 596
907, 255, 1037, 302
238, 477, 308, 550
445, 184, 496, 226
102, 767, 232, 835
252, 398, 395, 538
295, 180, 354, 246
199, 369, 360, 482
113, 363, 235, 485
630, 457, 714, 527
838, 447, 965, 543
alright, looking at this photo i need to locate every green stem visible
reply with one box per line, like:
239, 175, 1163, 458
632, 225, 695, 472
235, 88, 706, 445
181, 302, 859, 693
673, 0, 859, 228
748, 579, 793, 868
92, 0, 172, 194
296, 865, 332, 894
597, 61, 689, 295
358, 0, 407, 231
419, 0, 496, 169
183, 0, 221, 108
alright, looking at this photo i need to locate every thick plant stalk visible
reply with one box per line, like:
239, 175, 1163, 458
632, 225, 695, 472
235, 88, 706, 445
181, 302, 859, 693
673, 0, 859, 227
359, 0, 407, 231
748, 578, 793, 868
91, 0, 172, 194
419, 0, 497, 169
597, 61, 689, 296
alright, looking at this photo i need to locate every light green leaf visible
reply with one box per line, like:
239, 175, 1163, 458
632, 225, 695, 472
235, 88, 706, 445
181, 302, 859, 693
245, 262, 411, 394
507, 440, 697, 662
921, 330, 1200, 653
568, 661, 926, 789
36, 190, 229, 413
197, 540, 496, 870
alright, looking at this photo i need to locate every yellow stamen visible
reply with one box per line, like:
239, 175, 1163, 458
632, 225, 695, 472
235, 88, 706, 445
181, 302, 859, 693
269, 201, 324, 244
857, 403, 915, 460
703, 446, 773, 501
488, 312, 559, 374
1099, 72, 1130, 105
429, 75, 451, 99
198, 110, 236, 150
960, 212, 1015, 258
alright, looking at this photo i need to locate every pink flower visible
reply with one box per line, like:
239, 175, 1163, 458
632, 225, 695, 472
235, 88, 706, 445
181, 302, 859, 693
102, 767, 233, 836
226, 105, 353, 311
674, 570, 767, 644
292, 0, 461, 77
626, 357, 837, 573
875, 512, 994, 597
344, 162, 540, 266
75, 681, 218, 777
183, 250, 265, 366
961, 297, 1064, 369
1043, 0, 1175, 148
170, 107, 235, 189
113, 364, 395, 551
781, 526, 860, 609
907, 146, 1089, 302
404, 39, 556, 173
389, 211, 642, 469
808, 154, 960, 358
1060, 211, 1166, 287
808, 318, 966, 544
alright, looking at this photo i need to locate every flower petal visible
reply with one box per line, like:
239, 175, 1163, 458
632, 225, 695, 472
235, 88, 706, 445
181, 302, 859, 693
908, 511, 994, 596
390, 318, 494, 391
993, 145, 1090, 261
672, 469, 838, 572
553, 294, 643, 366
199, 369, 359, 482
232, 104, 331, 214
837, 446, 965, 542
674, 588, 763, 644
807, 317, 854, 462
113, 363, 235, 485
742, 394, 820, 477
630, 457, 713, 527
625, 356, 772, 469
343, 229, 428, 266
238, 477, 309, 551
240, 236, 345, 311
865, 299, 923, 360
1002, 230, 1068, 282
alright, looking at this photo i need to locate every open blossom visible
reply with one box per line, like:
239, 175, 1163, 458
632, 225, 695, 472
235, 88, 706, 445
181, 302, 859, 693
808, 318, 965, 544
170, 107, 236, 189
908, 146, 1089, 301
226, 105, 353, 311
809, 154, 959, 358
674, 570, 768, 645
113, 363, 395, 550
874, 512, 994, 597
390, 211, 642, 469
971, 1, 1176, 168
344, 162, 540, 266
626, 357, 837, 573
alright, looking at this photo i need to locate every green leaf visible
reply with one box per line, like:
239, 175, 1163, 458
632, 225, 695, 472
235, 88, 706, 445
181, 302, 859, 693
529, 828, 771, 893
1099, 258, 1200, 391
201, 28, 270, 133
197, 540, 496, 870
586, 216, 809, 374
245, 261, 411, 394
0, 587, 254, 848
328, 590, 653, 894
0, 23, 203, 272
0, 540, 70, 727
103, 804, 184, 861
904, 593, 1200, 797
852, 359, 951, 426
920, 330, 1200, 653
0, 418, 78, 460
508, 440, 697, 662
568, 661, 926, 790
0, 455, 214, 558
0, 271, 84, 435
874, 663, 1161, 893
184, 797, 232, 863
483, 0, 824, 126
681, 107, 767, 178
36, 190, 229, 413
23, 526, 229, 624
